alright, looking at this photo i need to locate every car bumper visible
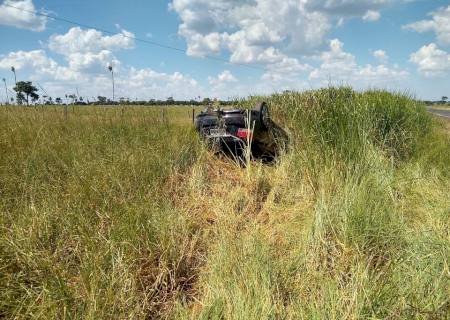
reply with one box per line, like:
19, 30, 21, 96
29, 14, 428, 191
206, 132, 248, 141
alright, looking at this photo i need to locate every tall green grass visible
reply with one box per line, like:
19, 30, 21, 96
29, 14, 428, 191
186, 88, 449, 319
0, 107, 201, 318
1, 89, 449, 319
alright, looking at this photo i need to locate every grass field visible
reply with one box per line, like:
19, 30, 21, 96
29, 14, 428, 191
1, 88, 449, 319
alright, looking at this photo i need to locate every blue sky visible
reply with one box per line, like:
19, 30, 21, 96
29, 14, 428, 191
0, 0, 449, 101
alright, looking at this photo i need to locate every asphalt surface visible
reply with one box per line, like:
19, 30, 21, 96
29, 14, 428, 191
427, 107, 450, 119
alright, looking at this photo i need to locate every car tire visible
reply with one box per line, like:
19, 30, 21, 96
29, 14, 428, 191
253, 102, 270, 130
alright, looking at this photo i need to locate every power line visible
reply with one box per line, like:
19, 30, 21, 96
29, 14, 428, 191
37, 82, 49, 96
3, 3, 266, 72
6, 87, 15, 95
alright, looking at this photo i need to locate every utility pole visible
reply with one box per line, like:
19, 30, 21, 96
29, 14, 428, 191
2, 78, 8, 105
11, 66, 17, 105
108, 64, 115, 103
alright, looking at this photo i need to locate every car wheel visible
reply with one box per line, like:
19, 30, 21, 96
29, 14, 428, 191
254, 102, 270, 130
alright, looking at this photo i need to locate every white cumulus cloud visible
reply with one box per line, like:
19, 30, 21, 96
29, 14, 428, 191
169, 0, 397, 83
48, 27, 135, 55
0, 50, 77, 81
170, 0, 331, 60
0, 26, 203, 100
208, 70, 237, 86
0, 0, 47, 31
45, 27, 136, 75
305, 0, 390, 16
67, 50, 119, 73
126, 67, 200, 99
207, 70, 240, 97
410, 43, 450, 77
403, 5, 450, 45
363, 10, 381, 21
372, 49, 388, 63
262, 57, 311, 83
309, 39, 408, 86
0, 48, 202, 100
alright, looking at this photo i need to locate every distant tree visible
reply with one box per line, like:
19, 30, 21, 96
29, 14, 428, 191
55, 97, 62, 104
13, 81, 39, 106
68, 94, 77, 104
45, 97, 53, 105
31, 93, 39, 104
166, 97, 174, 105
16, 92, 25, 105
97, 96, 107, 104
442, 96, 448, 104
202, 97, 211, 106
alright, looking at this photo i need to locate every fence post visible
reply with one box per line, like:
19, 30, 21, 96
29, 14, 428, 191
192, 108, 195, 124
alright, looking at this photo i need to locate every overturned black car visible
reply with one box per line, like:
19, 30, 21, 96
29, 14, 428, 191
194, 102, 288, 162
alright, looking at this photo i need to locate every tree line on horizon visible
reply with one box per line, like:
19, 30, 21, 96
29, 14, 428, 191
1, 80, 235, 106
2, 79, 449, 107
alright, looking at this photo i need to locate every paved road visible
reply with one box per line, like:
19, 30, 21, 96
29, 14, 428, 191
427, 107, 450, 119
